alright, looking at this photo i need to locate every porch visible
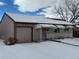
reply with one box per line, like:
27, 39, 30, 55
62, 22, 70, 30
35, 24, 73, 41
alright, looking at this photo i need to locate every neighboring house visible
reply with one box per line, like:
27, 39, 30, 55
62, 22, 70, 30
0, 12, 73, 43
73, 26, 79, 37
73, 18, 79, 37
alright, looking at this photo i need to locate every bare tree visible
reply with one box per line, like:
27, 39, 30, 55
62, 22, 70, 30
54, 0, 79, 22
54, 5, 69, 21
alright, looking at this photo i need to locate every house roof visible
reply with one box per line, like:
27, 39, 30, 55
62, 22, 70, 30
5, 12, 73, 25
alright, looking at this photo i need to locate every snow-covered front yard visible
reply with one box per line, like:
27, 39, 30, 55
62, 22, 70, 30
0, 38, 79, 59
59, 38, 79, 46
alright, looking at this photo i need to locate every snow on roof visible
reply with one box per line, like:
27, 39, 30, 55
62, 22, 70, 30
6, 12, 73, 25
35, 24, 73, 29
56, 25, 65, 29
35, 24, 57, 29
66, 26, 73, 28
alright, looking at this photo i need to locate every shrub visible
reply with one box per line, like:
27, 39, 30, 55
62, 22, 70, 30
4, 37, 16, 45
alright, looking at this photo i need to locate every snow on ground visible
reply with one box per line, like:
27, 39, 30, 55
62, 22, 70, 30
0, 39, 79, 59
59, 38, 79, 45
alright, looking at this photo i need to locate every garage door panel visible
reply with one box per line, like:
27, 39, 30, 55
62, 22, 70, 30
16, 27, 32, 43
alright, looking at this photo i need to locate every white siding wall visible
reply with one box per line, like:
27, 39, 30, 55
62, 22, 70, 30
46, 29, 55, 39
46, 28, 73, 39
54, 29, 73, 38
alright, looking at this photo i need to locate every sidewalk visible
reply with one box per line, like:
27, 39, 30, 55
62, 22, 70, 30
51, 38, 79, 47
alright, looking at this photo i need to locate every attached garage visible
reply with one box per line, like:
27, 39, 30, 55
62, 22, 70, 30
16, 26, 33, 43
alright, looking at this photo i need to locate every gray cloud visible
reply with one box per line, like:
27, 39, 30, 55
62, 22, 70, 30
14, 0, 59, 12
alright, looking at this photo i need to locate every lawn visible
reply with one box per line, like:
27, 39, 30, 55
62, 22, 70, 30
0, 38, 79, 59
59, 38, 79, 46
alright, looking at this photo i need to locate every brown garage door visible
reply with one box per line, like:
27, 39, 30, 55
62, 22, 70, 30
16, 27, 32, 43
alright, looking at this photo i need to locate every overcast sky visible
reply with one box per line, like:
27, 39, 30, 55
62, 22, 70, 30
0, 0, 62, 20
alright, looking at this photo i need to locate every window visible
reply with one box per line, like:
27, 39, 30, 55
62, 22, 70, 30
64, 28, 69, 32
46, 28, 50, 31
54, 28, 60, 33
